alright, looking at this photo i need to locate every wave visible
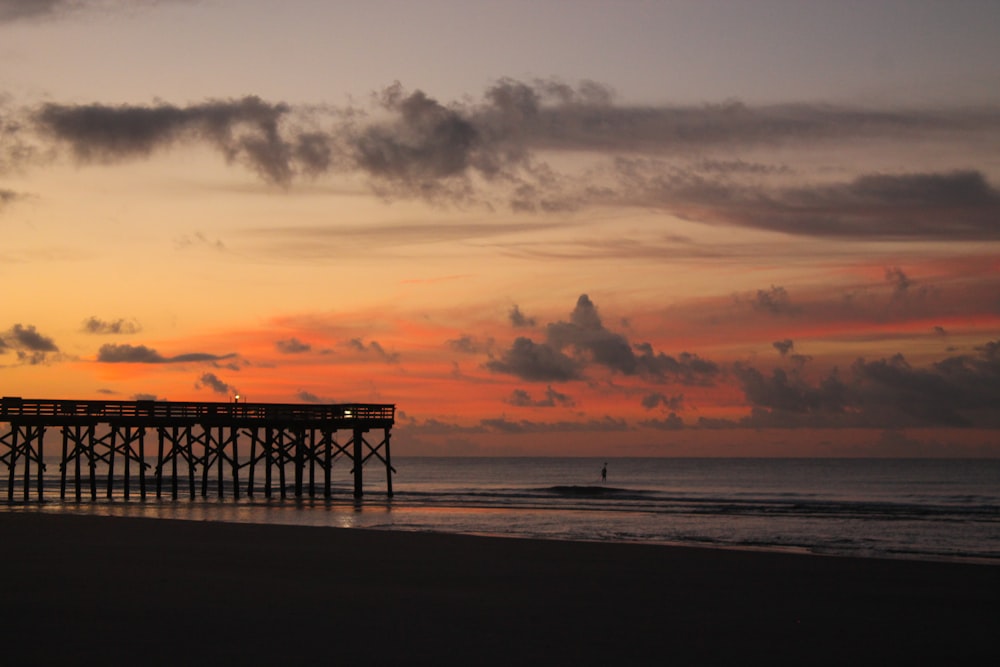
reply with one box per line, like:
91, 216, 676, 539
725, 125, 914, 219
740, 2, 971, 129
545, 485, 639, 497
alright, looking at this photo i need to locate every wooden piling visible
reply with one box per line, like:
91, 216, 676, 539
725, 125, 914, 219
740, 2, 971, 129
385, 429, 393, 498
60, 427, 69, 499
353, 427, 365, 498
138, 427, 146, 501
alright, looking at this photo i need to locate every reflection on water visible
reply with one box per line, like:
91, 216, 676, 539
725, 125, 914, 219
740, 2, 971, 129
3, 457, 1000, 564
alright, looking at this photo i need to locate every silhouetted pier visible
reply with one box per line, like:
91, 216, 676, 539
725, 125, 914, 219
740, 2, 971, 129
0, 397, 395, 501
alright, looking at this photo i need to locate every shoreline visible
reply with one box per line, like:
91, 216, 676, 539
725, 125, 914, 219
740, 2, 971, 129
4, 501, 996, 567
2, 511, 998, 665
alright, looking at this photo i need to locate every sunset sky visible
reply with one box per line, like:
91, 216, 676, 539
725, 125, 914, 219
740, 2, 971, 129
2, 0, 999, 456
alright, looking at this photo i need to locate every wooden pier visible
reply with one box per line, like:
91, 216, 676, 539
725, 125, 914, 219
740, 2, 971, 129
0, 396, 395, 502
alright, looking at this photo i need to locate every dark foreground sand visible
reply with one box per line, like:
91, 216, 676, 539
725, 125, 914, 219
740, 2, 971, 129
1, 513, 997, 665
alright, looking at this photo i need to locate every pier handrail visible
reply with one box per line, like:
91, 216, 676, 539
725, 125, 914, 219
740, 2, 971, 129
0, 397, 394, 423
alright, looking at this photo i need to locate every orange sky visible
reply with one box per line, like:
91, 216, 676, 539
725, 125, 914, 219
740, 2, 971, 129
2, 1, 1000, 456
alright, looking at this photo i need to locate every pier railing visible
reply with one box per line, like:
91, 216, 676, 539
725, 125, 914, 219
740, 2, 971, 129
1, 397, 394, 425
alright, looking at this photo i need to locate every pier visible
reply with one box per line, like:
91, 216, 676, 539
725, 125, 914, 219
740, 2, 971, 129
0, 396, 395, 501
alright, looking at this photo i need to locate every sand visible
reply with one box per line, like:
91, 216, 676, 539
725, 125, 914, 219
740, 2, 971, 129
0, 512, 996, 665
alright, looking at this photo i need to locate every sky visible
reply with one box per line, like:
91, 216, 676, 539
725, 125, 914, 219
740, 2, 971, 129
1, 0, 999, 457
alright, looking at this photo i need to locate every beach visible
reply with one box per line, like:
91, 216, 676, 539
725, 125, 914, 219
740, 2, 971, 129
1, 512, 996, 665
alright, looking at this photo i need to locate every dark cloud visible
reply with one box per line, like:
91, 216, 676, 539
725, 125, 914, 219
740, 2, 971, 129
508, 304, 536, 328
489, 295, 719, 385
36, 96, 298, 184
96, 343, 236, 364
495, 91, 1000, 154
82, 316, 140, 335
0, 0, 73, 22
196, 372, 234, 396
1, 188, 21, 207
6, 323, 58, 351
885, 267, 912, 296
296, 390, 324, 403
734, 341, 1000, 428
641, 392, 684, 411
174, 232, 225, 251
749, 285, 798, 316
632, 344, 720, 385
773, 339, 795, 356
639, 413, 685, 430
0, 1, 175, 23
447, 334, 494, 354
1, 323, 59, 364
485, 336, 581, 381
353, 84, 487, 201
734, 364, 851, 420
547, 295, 638, 374
479, 415, 628, 434
505, 386, 575, 408
346, 338, 400, 363
634, 168, 1000, 240
275, 337, 311, 354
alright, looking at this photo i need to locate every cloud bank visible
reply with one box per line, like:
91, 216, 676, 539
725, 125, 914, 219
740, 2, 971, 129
5, 78, 997, 240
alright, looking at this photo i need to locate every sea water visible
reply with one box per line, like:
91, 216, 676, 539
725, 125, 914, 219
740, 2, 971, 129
3, 457, 998, 564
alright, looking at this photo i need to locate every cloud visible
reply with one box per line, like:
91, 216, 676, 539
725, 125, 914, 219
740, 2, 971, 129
505, 386, 575, 408
638, 413, 685, 430
488, 294, 719, 385
174, 232, 225, 251
0, 1, 179, 23
82, 316, 140, 335
485, 336, 581, 381
345, 338, 400, 363
35, 96, 298, 184
1, 188, 21, 207
447, 334, 494, 354
96, 343, 236, 364
631, 168, 1000, 240
0, 323, 60, 364
749, 285, 799, 316
16, 79, 1000, 239
275, 337, 311, 354
296, 390, 325, 403
508, 304, 536, 328
641, 392, 684, 411
734, 341, 1000, 428
772, 339, 795, 356
546, 295, 638, 374
632, 344, 720, 385
479, 415, 628, 434
734, 364, 851, 420
0, 0, 76, 22
5, 323, 58, 351
195, 372, 234, 396
885, 267, 912, 296
483, 84, 1000, 153
353, 84, 486, 201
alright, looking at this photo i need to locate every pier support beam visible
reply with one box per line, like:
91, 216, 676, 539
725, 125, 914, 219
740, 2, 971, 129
2, 398, 395, 502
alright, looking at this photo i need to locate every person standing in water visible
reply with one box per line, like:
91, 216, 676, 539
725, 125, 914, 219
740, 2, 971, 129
601, 462, 607, 483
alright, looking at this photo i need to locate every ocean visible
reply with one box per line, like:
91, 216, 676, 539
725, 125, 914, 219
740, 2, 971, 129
3, 457, 999, 564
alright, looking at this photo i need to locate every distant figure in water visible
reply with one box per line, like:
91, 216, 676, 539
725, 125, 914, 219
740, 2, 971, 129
601, 462, 607, 484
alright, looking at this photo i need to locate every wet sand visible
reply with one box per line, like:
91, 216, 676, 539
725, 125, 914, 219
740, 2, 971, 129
1, 512, 996, 665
